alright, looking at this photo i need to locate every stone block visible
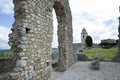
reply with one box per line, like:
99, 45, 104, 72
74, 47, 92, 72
9, 72, 19, 80
77, 53, 90, 61
112, 53, 120, 62
13, 67, 23, 72
91, 60, 100, 70
16, 60, 27, 67
21, 36, 27, 41
18, 52, 25, 57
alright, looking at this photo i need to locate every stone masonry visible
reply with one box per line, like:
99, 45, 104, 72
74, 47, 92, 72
53, 0, 74, 71
6, 0, 74, 80
0, 58, 15, 74
112, 7, 120, 62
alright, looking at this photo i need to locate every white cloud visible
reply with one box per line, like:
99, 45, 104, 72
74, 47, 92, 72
0, 26, 11, 49
0, 0, 13, 14
69, 0, 119, 44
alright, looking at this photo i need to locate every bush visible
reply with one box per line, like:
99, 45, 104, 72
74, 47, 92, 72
85, 36, 93, 47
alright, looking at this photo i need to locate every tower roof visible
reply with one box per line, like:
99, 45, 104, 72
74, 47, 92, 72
81, 28, 88, 34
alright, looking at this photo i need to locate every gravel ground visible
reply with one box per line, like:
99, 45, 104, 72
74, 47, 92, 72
51, 61, 120, 80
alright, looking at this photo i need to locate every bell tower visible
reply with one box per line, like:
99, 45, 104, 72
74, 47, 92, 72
81, 28, 88, 45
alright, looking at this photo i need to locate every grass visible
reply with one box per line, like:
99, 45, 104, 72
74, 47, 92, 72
0, 50, 13, 59
0, 47, 118, 60
83, 47, 118, 60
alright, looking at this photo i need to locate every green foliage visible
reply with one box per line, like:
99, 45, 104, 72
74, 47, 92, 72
83, 47, 117, 60
0, 50, 13, 59
85, 36, 93, 47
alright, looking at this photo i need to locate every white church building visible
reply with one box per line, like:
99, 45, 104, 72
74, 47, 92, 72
81, 28, 88, 45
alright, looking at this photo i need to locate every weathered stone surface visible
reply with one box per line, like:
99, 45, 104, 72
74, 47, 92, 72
0, 58, 15, 74
53, 0, 74, 71
77, 53, 90, 61
0, 73, 11, 80
112, 53, 120, 62
16, 60, 27, 67
91, 56, 100, 70
5, 0, 74, 80
18, 52, 25, 57
92, 56, 105, 61
9, 72, 20, 80
13, 67, 23, 72
112, 7, 120, 62
91, 60, 100, 70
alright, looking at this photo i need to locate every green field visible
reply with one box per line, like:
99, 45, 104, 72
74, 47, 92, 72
0, 47, 118, 60
0, 50, 13, 59
83, 47, 118, 60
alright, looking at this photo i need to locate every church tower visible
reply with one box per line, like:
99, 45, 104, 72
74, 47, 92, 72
81, 28, 88, 45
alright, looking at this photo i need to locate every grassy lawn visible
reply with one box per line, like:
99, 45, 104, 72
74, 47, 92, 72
0, 50, 13, 59
83, 47, 118, 60
0, 47, 118, 61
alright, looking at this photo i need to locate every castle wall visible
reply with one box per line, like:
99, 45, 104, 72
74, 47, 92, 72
8, 0, 53, 79
0, 0, 74, 80
53, 0, 74, 71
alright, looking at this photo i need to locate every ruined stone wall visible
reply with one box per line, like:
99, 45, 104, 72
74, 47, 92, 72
0, 0, 74, 80
118, 16, 120, 53
0, 58, 15, 74
8, 0, 53, 80
112, 7, 120, 62
53, 0, 74, 71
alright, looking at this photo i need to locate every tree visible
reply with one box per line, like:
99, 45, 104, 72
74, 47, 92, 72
85, 36, 93, 47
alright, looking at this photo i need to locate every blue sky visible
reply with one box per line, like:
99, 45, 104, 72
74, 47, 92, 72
0, 14, 14, 27
0, 0, 120, 50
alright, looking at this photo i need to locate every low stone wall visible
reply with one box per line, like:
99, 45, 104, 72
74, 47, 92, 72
0, 58, 15, 74
51, 52, 59, 60
0, 73, 11, 80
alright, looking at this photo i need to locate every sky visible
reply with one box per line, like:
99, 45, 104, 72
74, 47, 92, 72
0, 0, 120, 50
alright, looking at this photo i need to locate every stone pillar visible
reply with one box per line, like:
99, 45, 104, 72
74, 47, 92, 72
8, 0, 53, 80
112, 7, 120, 62
53, 0, 74, 71
118, 7, 120, 53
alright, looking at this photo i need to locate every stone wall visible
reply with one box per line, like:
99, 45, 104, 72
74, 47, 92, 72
1, 0, 74, 80
0, 58, 15, 74
8, 0, 53, 80
112, 7, 120, 62
73, 43, 83, 62
53, 0, 74, 71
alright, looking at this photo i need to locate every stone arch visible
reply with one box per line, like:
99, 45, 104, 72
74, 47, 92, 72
53, 0, 74, 71
7, 0, 74, 80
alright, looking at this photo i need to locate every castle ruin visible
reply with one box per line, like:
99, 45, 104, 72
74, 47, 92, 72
8, 0, 74, 79
0, 0, 120, 80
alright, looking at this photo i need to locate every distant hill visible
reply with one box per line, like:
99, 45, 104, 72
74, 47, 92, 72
0, 48, 58, 52
52, 48, 58, 51
0, 49, 11, 52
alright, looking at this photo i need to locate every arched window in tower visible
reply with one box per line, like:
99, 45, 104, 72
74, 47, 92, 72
83, 35, 84, 38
